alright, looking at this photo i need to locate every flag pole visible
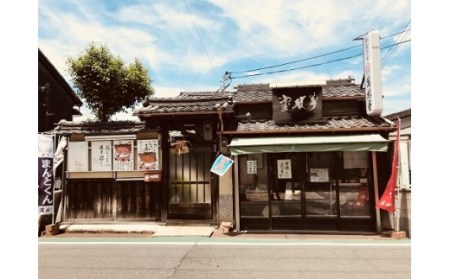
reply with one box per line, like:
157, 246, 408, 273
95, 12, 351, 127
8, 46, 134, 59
376, 116, 405, 238
394, 118, 402, 232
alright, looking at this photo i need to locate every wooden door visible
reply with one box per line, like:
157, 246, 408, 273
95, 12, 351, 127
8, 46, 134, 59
168, 146, 214, 219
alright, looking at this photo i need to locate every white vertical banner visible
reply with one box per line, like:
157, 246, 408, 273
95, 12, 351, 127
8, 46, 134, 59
137, 139, 160, 170
363, 30, 383, 116
113, 140, 134, 171
91, 141, 112, 171
38, 134, 54, 158
277, 159, 292, 179
247, 160, 257, 174
399, 140, 410, 188
67, 141, 89, 172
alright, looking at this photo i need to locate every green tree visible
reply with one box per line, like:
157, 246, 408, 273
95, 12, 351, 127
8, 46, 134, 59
66, 42, 154, 121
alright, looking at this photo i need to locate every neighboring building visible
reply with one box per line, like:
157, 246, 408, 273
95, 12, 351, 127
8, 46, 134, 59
55, 77, 398, 234
38, 48, 82, 132
53, 121, 162, 222
385, 108, 411, 188
38, 48, 83, 235
384, 108, 411, 237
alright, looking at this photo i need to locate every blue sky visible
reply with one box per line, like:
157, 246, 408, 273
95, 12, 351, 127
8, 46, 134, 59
38, 0, 411, 121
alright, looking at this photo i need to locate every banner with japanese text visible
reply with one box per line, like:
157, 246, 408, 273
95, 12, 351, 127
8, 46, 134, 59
38, 134, 54, 215
91, 141, 112, 171
277, 159, 292, 179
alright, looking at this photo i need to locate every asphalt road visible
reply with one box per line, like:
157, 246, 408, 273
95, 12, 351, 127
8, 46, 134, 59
39, 241, 410, 279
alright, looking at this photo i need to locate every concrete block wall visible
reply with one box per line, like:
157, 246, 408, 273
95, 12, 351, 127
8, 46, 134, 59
218, 170, 234, 223
399, 189, 411, 238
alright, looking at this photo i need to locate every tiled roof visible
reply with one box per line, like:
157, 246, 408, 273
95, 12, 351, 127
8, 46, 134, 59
232, 83, 364, 103
54, 120, 147, 135
322, 84, 365, 99
232, 116, 394, 133
134, 94, 232, 115
133, 80, 364, 116
178, 91, 227, 99
233, 84, 272, 103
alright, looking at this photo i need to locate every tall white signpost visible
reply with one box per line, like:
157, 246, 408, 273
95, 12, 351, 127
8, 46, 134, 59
363, 30, 383, 116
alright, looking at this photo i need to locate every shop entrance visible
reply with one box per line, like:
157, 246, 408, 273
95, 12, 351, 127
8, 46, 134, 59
167, 144, 214, 220
239, 152, 375, 232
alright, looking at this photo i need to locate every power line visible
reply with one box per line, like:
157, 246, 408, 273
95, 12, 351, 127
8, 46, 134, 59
381, 28, 411, 40
182, 0, 220, 82
231, 39, 411, 79
230, 29, 411, 76
230, 45, 361, 74
382, 21, 411, 67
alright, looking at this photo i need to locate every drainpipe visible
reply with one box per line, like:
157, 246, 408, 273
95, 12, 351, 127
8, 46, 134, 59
217, 108, 224, 132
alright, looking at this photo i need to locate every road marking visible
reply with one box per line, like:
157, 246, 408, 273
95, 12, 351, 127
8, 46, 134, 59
39, 241, 410, 247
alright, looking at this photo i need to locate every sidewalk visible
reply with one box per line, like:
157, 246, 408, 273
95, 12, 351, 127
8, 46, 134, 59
42, 222, 409, 242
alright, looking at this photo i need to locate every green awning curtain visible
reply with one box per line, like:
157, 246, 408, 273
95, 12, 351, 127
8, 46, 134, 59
229, 134, 389, 155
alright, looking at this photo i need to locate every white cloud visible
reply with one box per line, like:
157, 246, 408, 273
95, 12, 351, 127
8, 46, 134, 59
154, 86, 183, 98
110, 109, 140, 121
382, 64, 402, 80
208, 0, 411, 59
382, 98, 411, 116
39, 0, 410, 115
383, 82, 411, 98
117, 3, 219, 32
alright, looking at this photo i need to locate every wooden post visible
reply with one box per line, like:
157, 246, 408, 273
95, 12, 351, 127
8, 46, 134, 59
112, 180, 117, 220
160, 128, 169, 222
372, 151, 382, 233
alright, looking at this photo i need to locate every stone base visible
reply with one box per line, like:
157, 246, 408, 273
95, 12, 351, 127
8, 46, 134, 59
45, 224, 60, 236
391, 230, 407, 239
219, 222, 233, 233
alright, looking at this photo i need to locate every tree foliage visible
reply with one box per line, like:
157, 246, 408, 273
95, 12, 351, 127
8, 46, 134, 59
66, 43, 154, 121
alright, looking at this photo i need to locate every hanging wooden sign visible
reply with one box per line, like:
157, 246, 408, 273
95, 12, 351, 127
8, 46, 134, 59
272, 87, 324, 125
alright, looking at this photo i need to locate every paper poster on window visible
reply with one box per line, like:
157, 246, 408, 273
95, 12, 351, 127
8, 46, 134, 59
310, 168, 329, 182
137, 139, 160, 170
67, 141, 89, 172
113, 140, 134, 171
277, 159, 292, 179
91, 141, 112, 171
247, 160, 257, 174
211, 154, 234, 176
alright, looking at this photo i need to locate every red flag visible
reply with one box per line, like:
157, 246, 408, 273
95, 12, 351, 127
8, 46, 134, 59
376, 118, 401, 212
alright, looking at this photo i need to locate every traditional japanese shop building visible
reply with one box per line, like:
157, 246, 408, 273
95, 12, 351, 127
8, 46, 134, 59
54, 77, 396, 233
224, 79, 395, 232
130, 77, 396, 233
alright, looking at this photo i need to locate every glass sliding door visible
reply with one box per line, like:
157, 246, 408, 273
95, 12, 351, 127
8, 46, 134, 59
339, 151, 373, 231
270, 153, 305, 230
304, 152, 338, 230
238, 154, 270, 230
237, 151, 376, 232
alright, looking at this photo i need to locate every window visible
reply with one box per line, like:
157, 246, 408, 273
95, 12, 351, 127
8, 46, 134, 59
238, 154, 269, 218
339, 152, 370, 218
